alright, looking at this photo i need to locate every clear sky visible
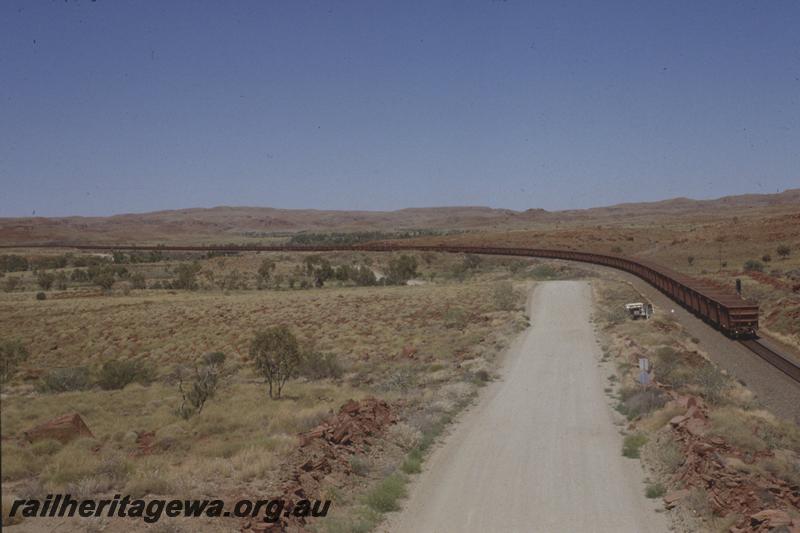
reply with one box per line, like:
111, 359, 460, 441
1, 1, 798, 217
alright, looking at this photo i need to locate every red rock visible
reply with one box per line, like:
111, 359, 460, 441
23, 413, 93, 444
750, 509, 791, 527
663, 489, 690, 509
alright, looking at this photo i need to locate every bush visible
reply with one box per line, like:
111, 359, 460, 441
645, 483, 666, 498
743, 259, 764, 272
777, 244, 790, 259
492, 281, 517, 311
401, 449, 423, 474
35, 291, 46, 300
693, 364, 728, 404
297, 351, 343, 380
364, 474, 407, 513
386, 255, 418, 285
622, 433, 647, 458
177, 355, 225, 419
3, 276, 21, 292
349, 455, 370, 477
617, 388, 666, 420
172, 262, 202, 290
130, 273, 146, 289
96, 359, 155, 390
250, 326, 302, 399
0, 340, 29, 384
38, 367, 91, 393
443, 307, 468, 329
37, 271, 55, 290
94, 272, 115, 290
761, 254, 771, 263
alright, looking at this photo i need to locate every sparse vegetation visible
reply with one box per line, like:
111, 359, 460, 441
364, 473, 407, 513
645, 482, 666, 498
622, 433, 647, 458
38, 366, 91, 393
0, 339, 29, 384
492, 281, 517, 311
97, 359, 155, 390
177, 353, 226, 418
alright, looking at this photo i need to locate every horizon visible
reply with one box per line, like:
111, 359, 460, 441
2, 186, 797, 220
2, 1, 799, 217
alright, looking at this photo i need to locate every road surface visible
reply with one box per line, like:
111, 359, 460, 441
384, 281, 667, 533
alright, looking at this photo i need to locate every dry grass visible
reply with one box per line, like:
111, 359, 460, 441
0, 254, 528, 530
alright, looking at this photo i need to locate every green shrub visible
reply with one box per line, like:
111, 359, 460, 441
645, 483, 666, 498
622, 433, 647, 458
96, 359, 155, 390
38, 366, 91, 393
36, 291, 47, 300
743, 259, 763, 272
0, 339, 29, 383
617, 388, 666, 420
530, 265, 558, 279
401, 449, 423, 474
492, 281, 517, 311
130, 273, 146, 289
693, 364, 728, 404
364, 474, 407, 513
298, 351, 343, 380
349, 455, 370, 476
444, 307, 468, 329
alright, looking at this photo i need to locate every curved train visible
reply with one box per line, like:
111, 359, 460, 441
28, 241, 758, 338
355, 243, 759, 338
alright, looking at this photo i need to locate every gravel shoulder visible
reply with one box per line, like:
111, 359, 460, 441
592, 266, 800, 423
382, 281, 667, 533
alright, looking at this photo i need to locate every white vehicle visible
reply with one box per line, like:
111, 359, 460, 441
624, 302, 653, 320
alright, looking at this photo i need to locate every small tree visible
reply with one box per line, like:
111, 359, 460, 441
37, 271, 55, 290
95, 272, 115, 290
54, 271, 68, 290
0, 340, 29, 384
386, 255, 418, 285
3, 276, 20, 292
172, 262, 202, 290
257, 259, 276, 288
250, 326, 301, 399
777, 244, 791, 259
177, 355, 224, 419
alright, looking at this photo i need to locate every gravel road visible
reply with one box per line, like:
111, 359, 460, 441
383, 281, 667, 533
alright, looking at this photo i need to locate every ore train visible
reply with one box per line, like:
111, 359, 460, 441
37, 241, 758, 338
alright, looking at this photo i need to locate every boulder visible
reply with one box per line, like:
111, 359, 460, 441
749, 509, 792, 528
23, 413, 93, 444
663, 489, 690, 509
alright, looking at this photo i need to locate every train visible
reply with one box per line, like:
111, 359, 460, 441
351, 243, 760, 338
6, 241, 760, 338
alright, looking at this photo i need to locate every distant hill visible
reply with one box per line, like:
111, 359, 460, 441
1, 188, 798, 245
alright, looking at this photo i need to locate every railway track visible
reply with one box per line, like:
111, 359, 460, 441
3, 241, 799, 385
738, 339, 800, 384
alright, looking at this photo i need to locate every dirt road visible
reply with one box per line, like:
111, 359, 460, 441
384, 281, 667, 533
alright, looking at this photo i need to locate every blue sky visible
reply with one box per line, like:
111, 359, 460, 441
1, 1, 798, 216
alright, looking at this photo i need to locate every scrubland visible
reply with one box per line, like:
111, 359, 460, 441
592, 278, 800, 532
0, 250, 568, 531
